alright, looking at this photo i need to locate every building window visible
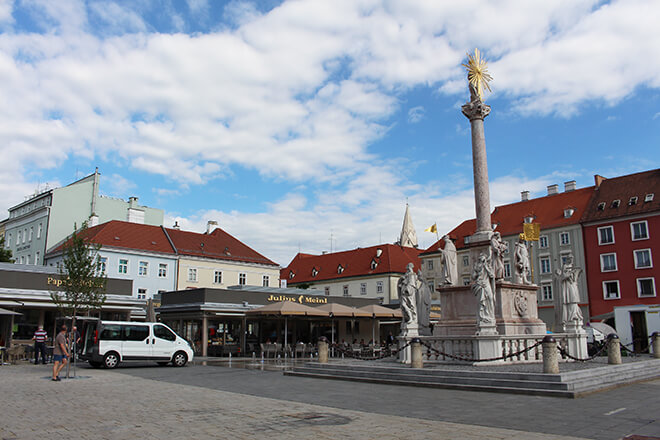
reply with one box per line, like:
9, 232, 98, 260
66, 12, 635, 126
29, 227, 33, 241
35, 251, 40, 265
560, 232, 570, 245
600, 253, 617, 272
637, 278, 656, 297
598, 226, 614, 245
23, 228, 26, 243
427, 260, 433, 270
542, 284, 553, 301
463, 277, 471, 286
138, 261, 148, 276
16, 230, 21, 244
540, 257, 551, 274
539, 236, 548, 248
463, 256, 469, 267
360, 283, 367, 295
20, 256, 24, 264
26, 254, 31, 264
603, 281, 620, 300
503, 261, 511, 278
157, 263, 167, 278
337, 265, 344, 274
428, 280, 434, 292
188, 268, 197, 282
98, 257, 107, 274
214, 270, 222, 284
343, 285, 349, 297
370, 259, 378, 270
634, 249, 652, 269
324, 287, 330, 296
118, 259, 128, 274
376, 281, 383, 294
631, 221, 649, 241
37, 223, 42, 239
137, 288, 147, 300
239, 273, 246, 285
6, 233, 11, 247
262, 275, 269, 287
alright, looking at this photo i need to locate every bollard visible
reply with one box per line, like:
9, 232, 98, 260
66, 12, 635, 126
542, 335, 559, 374
318, 337, 329, 364
653, 333, 660, 359
607, 334, 622, 365
411, 338, 423, 369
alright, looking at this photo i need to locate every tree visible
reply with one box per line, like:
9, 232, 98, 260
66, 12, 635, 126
0, 236, 13, 263
50, 222, 107, 376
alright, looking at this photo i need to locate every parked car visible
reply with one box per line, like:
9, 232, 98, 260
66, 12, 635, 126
79, 320, 194, 369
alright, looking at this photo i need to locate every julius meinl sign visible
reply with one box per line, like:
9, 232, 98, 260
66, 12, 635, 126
266, 294, 327, 305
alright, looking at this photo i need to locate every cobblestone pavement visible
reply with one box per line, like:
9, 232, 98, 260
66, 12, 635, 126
0, 364, 591, 440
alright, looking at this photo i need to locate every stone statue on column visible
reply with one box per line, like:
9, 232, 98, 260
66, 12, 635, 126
490, 231, 508, 280
472, 252, 497, 334
416, 269, 432, 336
513, 236, 531, 284
398, 263, 419, 335
440, 235, 458, 286
555, 253, 584, 332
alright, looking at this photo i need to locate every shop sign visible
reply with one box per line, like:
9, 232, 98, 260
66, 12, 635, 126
266, 294, 327, 305
47, 276, 105, 290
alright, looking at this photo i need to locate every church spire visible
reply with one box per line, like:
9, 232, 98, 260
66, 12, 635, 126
399, 203, 418, 248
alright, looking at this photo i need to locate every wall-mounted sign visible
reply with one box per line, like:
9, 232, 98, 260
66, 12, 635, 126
266, 294, 327, 305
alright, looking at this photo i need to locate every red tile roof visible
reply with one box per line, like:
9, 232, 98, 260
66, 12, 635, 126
581, 169, 660, 223
281, 244, 423, 284
165, 227, 278, 266
423, 186, 595, 251
46, 221, 175, 255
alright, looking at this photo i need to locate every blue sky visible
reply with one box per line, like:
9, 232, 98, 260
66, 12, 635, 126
1, 0, 659, 266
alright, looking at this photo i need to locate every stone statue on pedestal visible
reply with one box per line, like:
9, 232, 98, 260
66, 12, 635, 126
490, 231, 508, 280
472, 252, 496, 330
555, 253, 584, 331
513, 236, 531, 285
398, 263, 418, 333
416, 269, 432, 336
440, 235, 458, 286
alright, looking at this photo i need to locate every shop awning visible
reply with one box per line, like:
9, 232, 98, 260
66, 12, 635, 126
246, 301, 329, 317
314, 303, 371, 318
356, 304, 403, 318
0, 307, 22, 315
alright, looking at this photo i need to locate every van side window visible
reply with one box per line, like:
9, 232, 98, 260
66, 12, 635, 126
100, 325, 122, 340
124, 325, 149, 341
153, 325, 176, 342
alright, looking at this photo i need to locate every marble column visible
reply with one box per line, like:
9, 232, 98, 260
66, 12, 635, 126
462, 98, 492, 242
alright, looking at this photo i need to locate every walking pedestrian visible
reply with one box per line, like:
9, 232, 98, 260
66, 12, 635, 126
32, 326, 48, 365
52, 325, 69, 382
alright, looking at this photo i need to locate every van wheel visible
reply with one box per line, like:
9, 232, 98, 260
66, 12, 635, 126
103, 352, 120, 369
89, 361, 102, 368
172, 351, 188, 367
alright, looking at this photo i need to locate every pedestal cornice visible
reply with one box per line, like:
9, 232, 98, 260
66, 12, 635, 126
461, 99, 491, 121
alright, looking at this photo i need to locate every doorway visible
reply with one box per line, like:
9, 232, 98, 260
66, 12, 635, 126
630, 311, 648, 353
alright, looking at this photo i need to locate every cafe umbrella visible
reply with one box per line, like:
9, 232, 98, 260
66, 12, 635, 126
356, 304, 403, 346
246, 301, 328, 350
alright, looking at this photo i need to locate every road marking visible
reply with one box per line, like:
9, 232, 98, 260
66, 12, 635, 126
604, 407, 626, 416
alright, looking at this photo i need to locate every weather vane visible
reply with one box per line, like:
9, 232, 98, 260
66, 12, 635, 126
462, 48, 492, 101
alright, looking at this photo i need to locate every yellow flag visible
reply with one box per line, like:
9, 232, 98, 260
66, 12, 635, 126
523, 223, 541, 241
424, 223, 437, 233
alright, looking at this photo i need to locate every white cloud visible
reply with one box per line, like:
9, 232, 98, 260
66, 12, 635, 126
105, 173, 136, 198
407, 106, 424, 124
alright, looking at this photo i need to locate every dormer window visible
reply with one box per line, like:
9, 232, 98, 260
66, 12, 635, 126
611, 200, 620, 208
629, 196, 638, 206
597, 202, 606, 211
337, 264, 344, 274
311, 268, 318, 277
524, 216, 534, 224
645, 193, 654, 202
289, 271, 295, 279
371, 259, 378, 270
563, 208, 575, 218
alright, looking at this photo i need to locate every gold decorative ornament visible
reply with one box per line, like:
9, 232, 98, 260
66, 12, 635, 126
462, 48, 493, 101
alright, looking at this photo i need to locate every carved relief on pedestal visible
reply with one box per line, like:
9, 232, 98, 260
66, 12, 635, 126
513, 291, 528, 318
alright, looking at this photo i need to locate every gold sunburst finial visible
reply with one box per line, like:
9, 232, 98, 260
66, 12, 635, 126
462, 48, 493, 101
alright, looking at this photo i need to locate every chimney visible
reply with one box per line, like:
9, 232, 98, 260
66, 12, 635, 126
206, 220, 218, 234
564, 180, 577, 192
173, 221, 180, 230
547, 184, 559, 195
128, 196, 138, 208
521, 191, 530, 201
594, 174, 606, 188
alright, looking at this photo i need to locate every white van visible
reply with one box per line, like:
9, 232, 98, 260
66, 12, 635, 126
80, 320, 194, 368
